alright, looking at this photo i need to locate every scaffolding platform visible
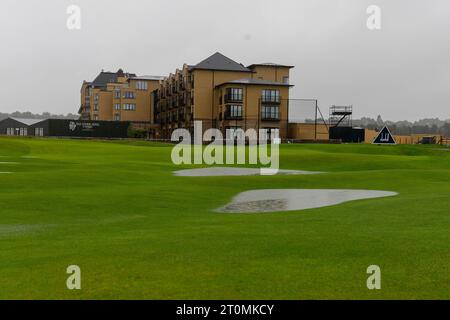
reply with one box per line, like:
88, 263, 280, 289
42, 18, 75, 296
329, 105, 353, 128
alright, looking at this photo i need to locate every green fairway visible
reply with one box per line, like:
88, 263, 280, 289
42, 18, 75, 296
0, 137, 449, 299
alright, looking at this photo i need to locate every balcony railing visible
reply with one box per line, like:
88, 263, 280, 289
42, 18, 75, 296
261, 96, 281, 104
261, 112, 280, 121
224, 113, 243, 120
224, 106, 243, 120
224, 94, 243, 104
179, 111, 186, 122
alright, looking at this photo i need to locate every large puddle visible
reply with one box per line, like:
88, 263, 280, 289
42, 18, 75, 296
216, 189, 398, 213
174, 167, 322, 177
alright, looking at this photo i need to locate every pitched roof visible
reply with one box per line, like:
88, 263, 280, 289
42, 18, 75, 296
9, 117, 46, 126
190, 52, 252, 72
216, 78, 294, 87
247, 63, 294, 69
91, 72, 118, 88
91, 70, 137, 88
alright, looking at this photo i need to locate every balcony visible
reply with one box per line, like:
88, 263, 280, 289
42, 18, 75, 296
261, 112, 280, 121
224, 114, 243, 121
224, 94, 243, 104
178, 96, 185, 106
178, 111, 186, 122
261, 97, 281, 104
224, 106, 243, 120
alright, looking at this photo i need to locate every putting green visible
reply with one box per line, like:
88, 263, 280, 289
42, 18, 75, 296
0, 137, 449, 300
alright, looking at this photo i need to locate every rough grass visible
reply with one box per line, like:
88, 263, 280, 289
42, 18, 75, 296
0, 137, 449, 299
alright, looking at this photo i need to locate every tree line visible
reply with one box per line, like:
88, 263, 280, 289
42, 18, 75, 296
0, 111, 78, 121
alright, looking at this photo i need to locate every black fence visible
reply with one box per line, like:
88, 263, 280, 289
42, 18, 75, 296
0, 118, 131, 138
36, 119, 130, 138
329, 126, 365, 143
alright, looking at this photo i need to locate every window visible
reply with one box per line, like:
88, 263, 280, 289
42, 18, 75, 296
123, 103, 136, 111
19, 128, 27, 136
35, 128, 43, 137
94, 93, 99, 101
124, 91, 136, 99
6, 128, 13, 136
114, 114, 121, 121
227, 105, 242, 118
94, 115, 99, 120
226, 88, 243, 102
262, 89, 280, 103
94, 104, 99, 111
262, 128, 280, 141
114, 103, 121, 110
282, 76, 289, 84
261, 105, 280, 120
136, 81, 148, 91
114, 90, 121, 99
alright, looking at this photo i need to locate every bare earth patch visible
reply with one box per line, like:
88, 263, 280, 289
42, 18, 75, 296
174, 167, 322, 177
217, 189, 398, 213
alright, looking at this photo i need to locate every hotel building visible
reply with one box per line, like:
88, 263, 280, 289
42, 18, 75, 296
79, 53, 294, 139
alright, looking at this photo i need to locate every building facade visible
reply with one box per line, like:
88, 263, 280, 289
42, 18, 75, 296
79, 69, 164, 123
153, 52, 294, 140
79, 53, 294, 139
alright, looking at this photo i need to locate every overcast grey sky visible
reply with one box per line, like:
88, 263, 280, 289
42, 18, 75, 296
0, 0, 449, 120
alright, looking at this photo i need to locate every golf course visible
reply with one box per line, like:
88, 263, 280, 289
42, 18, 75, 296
0, 137, 448, 299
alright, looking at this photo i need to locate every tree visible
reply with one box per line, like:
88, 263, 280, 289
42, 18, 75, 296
376, 115, 384, 127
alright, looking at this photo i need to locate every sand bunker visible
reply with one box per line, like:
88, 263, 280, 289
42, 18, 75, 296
174, 167, 322, 177
217, 189, 398, 213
